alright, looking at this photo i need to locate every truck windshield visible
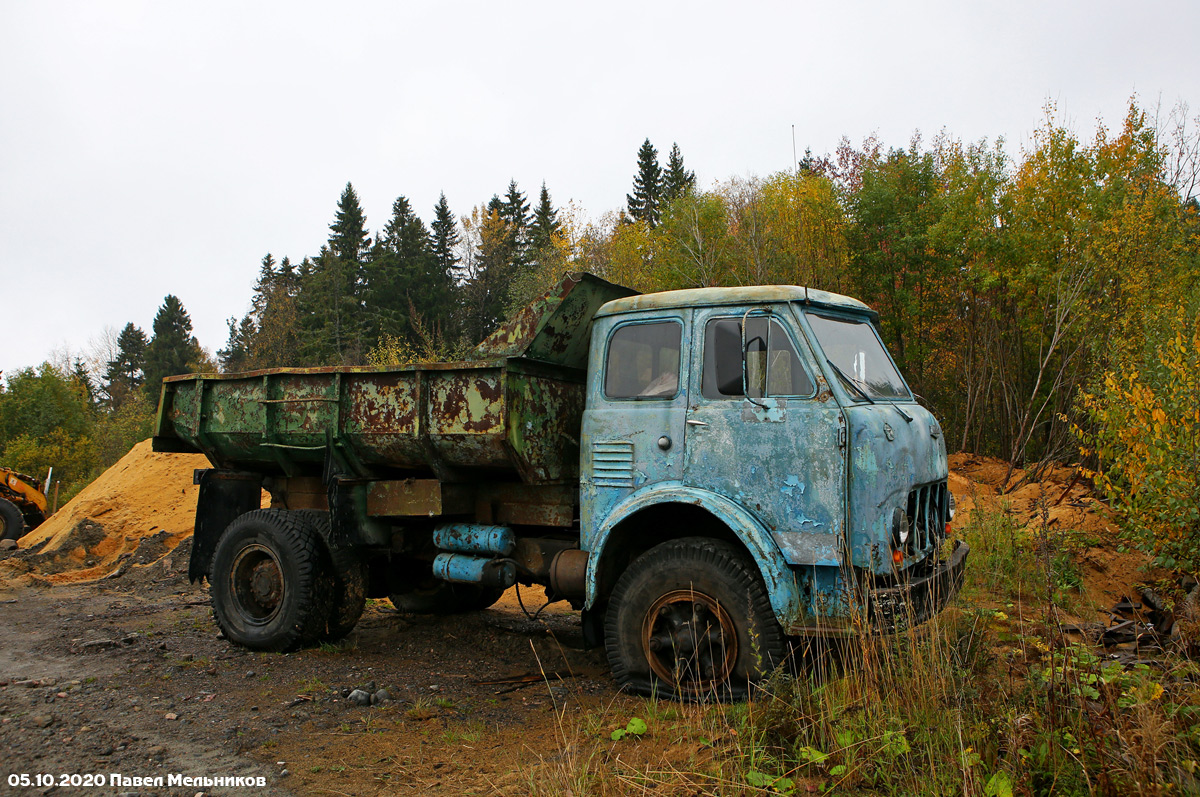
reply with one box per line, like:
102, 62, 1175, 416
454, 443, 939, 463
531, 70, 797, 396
806, 313, 910, 401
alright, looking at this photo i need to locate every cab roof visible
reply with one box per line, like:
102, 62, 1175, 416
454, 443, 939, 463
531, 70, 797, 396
595, 285, 877, 321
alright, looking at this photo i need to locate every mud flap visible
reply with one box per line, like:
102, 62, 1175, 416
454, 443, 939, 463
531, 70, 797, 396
190, 469, 263, 583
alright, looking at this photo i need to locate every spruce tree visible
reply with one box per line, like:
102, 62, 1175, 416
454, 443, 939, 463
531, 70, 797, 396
662, 142, 696, 205
499, 180, 531, 271
218, 316, 256, 372
529, 182, 561, 252
143, 295, 202, 398
461, 205, 511, 344
296, 184, 372, 364
103, 322, 148, 409
328, 183, 371, 264
626, 138, 663, 227
71, 358, 96, 408
298, 245, 366, 364
431, 193, 460, 277
255, 256, 301, 367
368, 195, 446, 343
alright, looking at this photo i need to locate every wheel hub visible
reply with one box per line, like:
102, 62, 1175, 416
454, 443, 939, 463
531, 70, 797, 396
249, 559, 282, 606
230, 544, 284, 622
641, 589, 737, 694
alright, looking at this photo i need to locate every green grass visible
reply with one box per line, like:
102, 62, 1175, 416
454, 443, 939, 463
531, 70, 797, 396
539, 508, 1200, 795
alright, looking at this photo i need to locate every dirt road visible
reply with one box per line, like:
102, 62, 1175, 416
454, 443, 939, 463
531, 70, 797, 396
0, 551, 622, 797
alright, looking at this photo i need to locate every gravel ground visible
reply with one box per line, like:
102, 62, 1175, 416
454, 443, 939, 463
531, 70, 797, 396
0, 547, 622, 797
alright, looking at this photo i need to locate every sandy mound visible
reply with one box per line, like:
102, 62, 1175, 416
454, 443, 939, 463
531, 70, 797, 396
947, 452, 1156, 611
1, 440, 209, 585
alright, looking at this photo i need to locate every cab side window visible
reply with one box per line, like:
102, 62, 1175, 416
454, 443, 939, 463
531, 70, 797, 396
702, 317, 813, 399
604, 321, 682, 399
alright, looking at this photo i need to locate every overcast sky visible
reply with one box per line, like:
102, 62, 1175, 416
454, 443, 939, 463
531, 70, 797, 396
2, 0, 1197, 378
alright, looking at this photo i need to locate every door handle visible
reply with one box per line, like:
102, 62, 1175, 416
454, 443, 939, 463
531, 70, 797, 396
686, 419, 708, 427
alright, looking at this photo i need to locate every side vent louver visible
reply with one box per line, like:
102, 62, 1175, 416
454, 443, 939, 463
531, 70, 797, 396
592, 441, 635, 488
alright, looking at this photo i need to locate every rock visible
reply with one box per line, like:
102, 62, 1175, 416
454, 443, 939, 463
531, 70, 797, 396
347, 689, 371, 706
0, 539, 17, 551
164, 712, 178, 721
364, 680, 376, 692
80, 639, 120, 651
373, 688, 392, 704
147, 745, 167, 757
29, 713, 54, 728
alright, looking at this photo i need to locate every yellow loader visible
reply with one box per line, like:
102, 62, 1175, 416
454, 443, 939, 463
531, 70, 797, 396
0, 467, 47, 541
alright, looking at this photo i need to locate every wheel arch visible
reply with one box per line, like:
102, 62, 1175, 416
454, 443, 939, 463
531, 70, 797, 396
584, 485, 803, 626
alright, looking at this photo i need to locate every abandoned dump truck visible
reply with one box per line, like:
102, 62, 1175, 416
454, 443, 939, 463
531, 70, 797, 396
152, 272, 967, 698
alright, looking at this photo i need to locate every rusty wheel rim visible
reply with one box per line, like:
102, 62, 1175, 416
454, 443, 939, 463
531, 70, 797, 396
230, 544, 284, 623
641, 589, 737, 694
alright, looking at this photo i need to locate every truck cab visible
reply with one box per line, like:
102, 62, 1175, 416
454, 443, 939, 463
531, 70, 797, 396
579, 286, 966, 697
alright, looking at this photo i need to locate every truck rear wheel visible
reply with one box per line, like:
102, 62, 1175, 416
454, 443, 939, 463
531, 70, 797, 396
294, 511, 367, 642
389, 582, 505, 615
0, 498, 24, 541
604, 537, 785, 700
210, 510, 331, 651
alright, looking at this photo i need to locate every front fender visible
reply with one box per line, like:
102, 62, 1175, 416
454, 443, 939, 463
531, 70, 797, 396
583, 482, 803, 627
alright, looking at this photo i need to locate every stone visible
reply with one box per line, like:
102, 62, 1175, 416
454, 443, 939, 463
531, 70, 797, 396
347, 689, 371, 707
28, 713, 54, 728
0, 539, 17, 551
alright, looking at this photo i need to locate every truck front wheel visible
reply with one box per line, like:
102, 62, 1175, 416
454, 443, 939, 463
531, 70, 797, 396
210, 510, 331, 651
604, 537, 786, 700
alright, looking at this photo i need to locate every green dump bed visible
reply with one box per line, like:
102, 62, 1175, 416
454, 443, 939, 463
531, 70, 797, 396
151, 274, 636, 485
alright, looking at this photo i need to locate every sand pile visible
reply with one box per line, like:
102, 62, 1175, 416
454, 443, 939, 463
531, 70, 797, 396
948, 453, 1115, 539
948, 452, 1155, 610
0, 440, 209, 585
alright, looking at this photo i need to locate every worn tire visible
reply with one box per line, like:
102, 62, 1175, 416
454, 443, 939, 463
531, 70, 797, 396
209, 509, 331, 652
0, 498, 25, 541
294, 510, 367, 641
604, 537, 786, 701
389, 582, 505, 615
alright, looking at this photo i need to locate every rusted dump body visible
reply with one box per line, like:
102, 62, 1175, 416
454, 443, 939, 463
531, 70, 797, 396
153, 358, 582, 484
152, 273, 636, 486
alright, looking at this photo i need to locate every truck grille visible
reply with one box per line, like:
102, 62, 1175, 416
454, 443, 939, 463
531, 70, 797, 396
591, 442, 635, 488
906, 481, 950, 553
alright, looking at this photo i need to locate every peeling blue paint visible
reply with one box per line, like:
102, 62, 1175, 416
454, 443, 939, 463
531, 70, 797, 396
781, 475, 805, 496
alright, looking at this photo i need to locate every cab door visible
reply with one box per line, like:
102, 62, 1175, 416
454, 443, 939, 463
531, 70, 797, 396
580, 313, 690, 537
682, 306, 846, 566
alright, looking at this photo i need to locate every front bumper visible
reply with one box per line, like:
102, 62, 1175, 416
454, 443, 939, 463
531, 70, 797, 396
866, 539, 969, 631
785, 539, 969, 636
